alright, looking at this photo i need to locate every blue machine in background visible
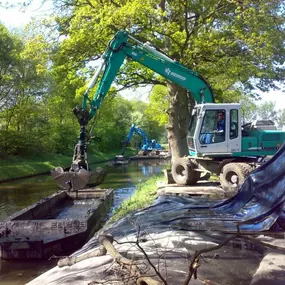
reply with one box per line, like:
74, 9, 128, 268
121, 124, 162, 155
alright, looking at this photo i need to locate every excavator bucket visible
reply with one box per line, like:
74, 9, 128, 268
51, 167, 92, 191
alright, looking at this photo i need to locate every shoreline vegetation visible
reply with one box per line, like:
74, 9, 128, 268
108, 172, 218, 224
0, 148, 136, 182
109, 173, 164, 223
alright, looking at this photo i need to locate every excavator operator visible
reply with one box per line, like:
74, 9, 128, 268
216, 111, 225, 132
200, 110, 225, 144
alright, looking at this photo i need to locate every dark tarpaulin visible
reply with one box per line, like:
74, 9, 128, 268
104, 142, 285, 236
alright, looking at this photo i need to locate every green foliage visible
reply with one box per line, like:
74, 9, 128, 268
145, 85, 169, 127
3, 0, 285, 161
49, 0, 285, 102
44, 0, 285, 159
109, 173, 164, 223
256, 101, 285, 129
277, 110, 285, 130
92, 95, 133, 151
0, 147, 137, 182
0, 154, 72, 181
240, 94, 259, 123
129, 99, 167, 145
0, 23, 83, 157
240, 97, 285, 129
0, 24, 23, 111
257, 101, 278, 121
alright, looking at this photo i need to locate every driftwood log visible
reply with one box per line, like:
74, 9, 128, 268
57, 244, 106, 268
57, 234, 162, 285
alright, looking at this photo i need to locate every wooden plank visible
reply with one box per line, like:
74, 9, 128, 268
157, 183, 232, 198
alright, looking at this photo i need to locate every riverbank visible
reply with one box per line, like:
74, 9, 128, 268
28, 178, 285, 285
0, 148, 136, 182
110, 173, 164, 223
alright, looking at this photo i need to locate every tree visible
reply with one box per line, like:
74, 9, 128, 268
257, 101, 278, 122
240, 99, 285, 130
0, 23, 79, 156
0, 24, 53, 156
93, 95, 133, 151
129, 99, 166, 143
240, 94, 259, 123
18, 0, 285, 160
277, 109, 285, 130
255, 101, 285, 130
0, 24, 22, 111
145, 85, 169, 127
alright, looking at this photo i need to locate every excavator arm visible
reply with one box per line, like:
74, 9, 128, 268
80, 30, 214, 119
107, 32, 214, 103
121, 124, 150, 155
131, 125, 149, 149
52, 30, 214, 190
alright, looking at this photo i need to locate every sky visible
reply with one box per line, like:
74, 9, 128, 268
256, 88, 285, 110
0, 0, 53, 28
0, 1, 284, 108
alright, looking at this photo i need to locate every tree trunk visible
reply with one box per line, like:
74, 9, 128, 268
166, 82, 195, 161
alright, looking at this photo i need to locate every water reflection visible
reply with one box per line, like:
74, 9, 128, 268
0, 176, 59, 221
101, 159, 170, 218
135, 159, 170, 177
141, 165, 162, 177
0, 159, 170, 221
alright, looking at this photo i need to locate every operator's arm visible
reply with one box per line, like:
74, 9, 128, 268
216, 119, 225, 133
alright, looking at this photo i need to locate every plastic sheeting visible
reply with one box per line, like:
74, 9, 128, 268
103, 143, 285, 236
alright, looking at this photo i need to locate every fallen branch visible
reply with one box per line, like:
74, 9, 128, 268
114, 225, 168, 285
99, 235, 162, 285
137, 276, 162, 285
58, 245, 107, 267
58, 230, 285, 285
99, 235, 141, 266
58, 234, 162, 285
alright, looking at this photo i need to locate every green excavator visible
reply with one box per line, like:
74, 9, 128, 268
51, 30, 285, 191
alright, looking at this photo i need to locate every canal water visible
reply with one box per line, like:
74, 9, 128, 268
0, 158, 170, 285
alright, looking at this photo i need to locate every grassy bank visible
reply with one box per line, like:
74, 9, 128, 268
0, 148, 136, 182
109, 173, 164, 223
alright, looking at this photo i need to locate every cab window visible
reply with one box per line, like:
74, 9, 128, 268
230, 109, 238, 139
200, 110, 225, 144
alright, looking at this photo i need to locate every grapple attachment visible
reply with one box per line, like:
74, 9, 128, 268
51, 167, 92, 191
51, 106, 100, 191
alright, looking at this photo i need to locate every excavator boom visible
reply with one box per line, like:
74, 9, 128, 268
52, 31, 214, 190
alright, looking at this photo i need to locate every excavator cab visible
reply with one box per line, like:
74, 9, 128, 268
178, 102, 285, 189
187, 103, 242, 156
